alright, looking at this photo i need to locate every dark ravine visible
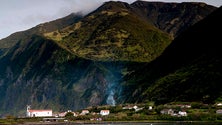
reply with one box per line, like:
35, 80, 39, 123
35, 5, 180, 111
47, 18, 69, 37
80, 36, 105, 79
123, 6, 222, 104
0, 1, 218, 116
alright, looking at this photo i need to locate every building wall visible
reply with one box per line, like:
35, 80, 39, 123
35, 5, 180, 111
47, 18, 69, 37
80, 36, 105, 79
100, 110, 110, 116
28, 111, 52, 117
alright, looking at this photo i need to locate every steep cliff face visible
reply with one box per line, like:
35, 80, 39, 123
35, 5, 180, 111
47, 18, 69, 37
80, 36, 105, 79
130, 1, 216, 37
0, 1, 217, 116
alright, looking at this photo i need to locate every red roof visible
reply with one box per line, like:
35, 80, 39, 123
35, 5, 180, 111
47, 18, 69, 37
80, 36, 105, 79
28, 110, 52, 112
100, 110, 110, 112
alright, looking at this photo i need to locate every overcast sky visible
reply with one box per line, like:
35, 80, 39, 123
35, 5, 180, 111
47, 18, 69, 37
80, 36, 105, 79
0, 0, 221, 40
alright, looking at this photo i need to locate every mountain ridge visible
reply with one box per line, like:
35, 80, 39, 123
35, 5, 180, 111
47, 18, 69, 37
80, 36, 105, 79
44, 1, 216, 62
45, 5, 172, 62
0, 1, 218, 116
130, 1, 217, 37
0, 13, 83, 49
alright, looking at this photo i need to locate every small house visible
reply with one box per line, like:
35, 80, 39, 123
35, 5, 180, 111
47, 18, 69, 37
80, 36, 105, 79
160, 109, 174, 115
216, 110, 222, 114
58, 112, 66, 117
26, 106, 52, 117
80, 110, 89, 115
217, 103, 222, 106
149, 106, 153, 110
178, 111, 187, 116
100, 110, 110, 116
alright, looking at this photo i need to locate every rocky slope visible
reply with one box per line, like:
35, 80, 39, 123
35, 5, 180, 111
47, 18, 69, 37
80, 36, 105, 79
131, 1, 216, 37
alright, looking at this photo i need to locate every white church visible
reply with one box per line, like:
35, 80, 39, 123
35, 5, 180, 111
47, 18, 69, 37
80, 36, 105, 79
26, 105, 52, 117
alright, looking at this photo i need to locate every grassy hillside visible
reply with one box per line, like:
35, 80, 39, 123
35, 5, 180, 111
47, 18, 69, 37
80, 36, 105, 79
45, 2, 172, 62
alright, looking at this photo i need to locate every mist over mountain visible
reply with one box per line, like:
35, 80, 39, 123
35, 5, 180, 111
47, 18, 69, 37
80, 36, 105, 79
0, 1, 217, 116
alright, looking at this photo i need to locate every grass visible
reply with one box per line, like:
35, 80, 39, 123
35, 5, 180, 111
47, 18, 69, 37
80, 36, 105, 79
44, 9, 172, 62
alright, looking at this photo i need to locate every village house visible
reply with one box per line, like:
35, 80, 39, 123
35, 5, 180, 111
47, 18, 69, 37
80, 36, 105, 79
122, 105, 144, 112
58, 112, 66, 117
178, 111, 187, 116
161, 108, 188, 117
160, 109, 174, 115
216, 110, 222, 114
135, 107, 144, 112
149, 106, 153, 110
80, 110, 89, 115
216, 103, 222, 106
122, 105, 134, 110
179, 104, 191, 108
26, 105, 52, 117
100, 110, 110, 116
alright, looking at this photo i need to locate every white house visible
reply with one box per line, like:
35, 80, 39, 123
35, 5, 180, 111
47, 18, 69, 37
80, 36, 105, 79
133, 105, 138, 110
80, 110, 89, 115
217, 103, 222, 106
122, 106, 134, 110
122, 105, 144, 112
160, 109, 174, 115
58, 112, 67, 117
26, 105, 52, 117
135, 107, 144, 112
178, 111, 187, 116
216, 110, 222, 114
100, 110, 110, 116
149, 106, 153, 110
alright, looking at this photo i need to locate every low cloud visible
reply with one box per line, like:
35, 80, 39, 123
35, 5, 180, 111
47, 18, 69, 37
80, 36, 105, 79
0, 0, 106, 39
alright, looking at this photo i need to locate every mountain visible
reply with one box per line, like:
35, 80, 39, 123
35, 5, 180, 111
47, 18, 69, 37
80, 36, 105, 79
0, 35, 126, 115
0, 13, 82, 50
123, 6, 222, 104
44, 1, 216, 62
44, 1, 172, 62
0, 1, 217, 116
131, 1, 217, 37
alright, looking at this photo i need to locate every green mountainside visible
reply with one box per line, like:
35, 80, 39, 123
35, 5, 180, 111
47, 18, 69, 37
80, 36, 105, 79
0, 35, 127, 115
0, 1, 217, 116
122, 6, 222, 104
45, 1, 172, 62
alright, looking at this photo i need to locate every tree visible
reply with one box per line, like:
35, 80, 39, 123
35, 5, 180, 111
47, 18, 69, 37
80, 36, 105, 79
65, 112, 74, 118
